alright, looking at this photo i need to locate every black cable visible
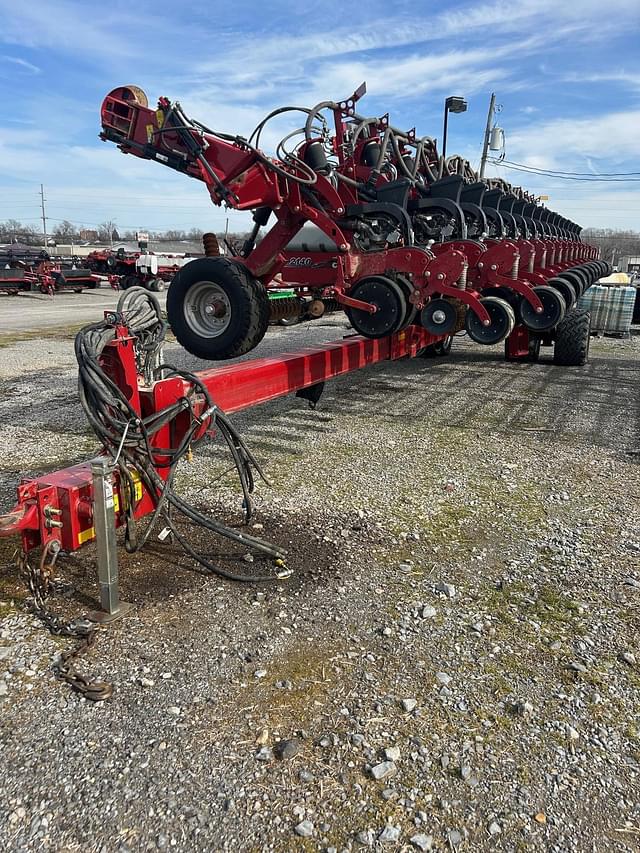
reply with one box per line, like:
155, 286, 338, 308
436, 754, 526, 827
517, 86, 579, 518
488, 159, 640, 183
75, 287, 287, 582
493, 158, 640, 177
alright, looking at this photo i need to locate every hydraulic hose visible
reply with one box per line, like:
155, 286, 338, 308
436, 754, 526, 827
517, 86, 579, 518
75, 287, 287, 582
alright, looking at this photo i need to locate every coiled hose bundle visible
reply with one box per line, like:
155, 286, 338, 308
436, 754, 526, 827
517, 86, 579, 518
75, 287, 286, 582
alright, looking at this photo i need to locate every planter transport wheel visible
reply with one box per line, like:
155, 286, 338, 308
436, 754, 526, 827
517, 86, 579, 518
344, 276, 407, 338
168, 257, 270, 361
420, 298, 458, 335
520, 286, 566, 332
148, 278, 165, 292
465, 296, 516, 345
553, 309, 591, 366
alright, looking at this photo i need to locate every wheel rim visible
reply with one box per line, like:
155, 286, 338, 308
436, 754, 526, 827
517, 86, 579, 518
184, 280, 232, 338
465, 296, 515, 345
520, 286, 566, 331
421, 298, 457, 334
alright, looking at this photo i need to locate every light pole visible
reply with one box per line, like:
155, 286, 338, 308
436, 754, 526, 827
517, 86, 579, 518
442, 96, 467, 161
479, 93, 496, 180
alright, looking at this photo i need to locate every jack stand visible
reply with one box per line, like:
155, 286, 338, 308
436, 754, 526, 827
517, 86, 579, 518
87, 457, 133, 623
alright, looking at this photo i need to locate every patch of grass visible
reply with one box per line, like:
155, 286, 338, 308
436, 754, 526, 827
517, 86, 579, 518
0, 324, 84, 348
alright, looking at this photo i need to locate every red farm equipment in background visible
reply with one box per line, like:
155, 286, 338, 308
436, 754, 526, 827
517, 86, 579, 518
0, 244, 108, 295
86, 247, 195, 292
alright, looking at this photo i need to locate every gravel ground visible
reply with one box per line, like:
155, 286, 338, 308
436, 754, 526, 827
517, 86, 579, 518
0, 316, 639, 853
0, 287, 167, 335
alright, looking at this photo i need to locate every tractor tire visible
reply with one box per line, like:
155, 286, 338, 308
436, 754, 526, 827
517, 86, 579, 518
167, 257, 270, 360
553, 309, 591, 366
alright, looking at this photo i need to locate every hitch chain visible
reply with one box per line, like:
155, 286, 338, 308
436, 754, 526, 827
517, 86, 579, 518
18, 544, 113, 702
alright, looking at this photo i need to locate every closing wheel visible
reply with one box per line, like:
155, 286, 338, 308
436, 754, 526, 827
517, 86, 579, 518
395, 275, 418, 329
553, 309, 591, 366
344, 276, 407, 338
520, 286, 566, 332
168, 257, 270, 360
560, 269, 587, 296
148, 277, 165, 292
465, 296, 516, 345
548, 277, 577, 309
420, 298, 458, 335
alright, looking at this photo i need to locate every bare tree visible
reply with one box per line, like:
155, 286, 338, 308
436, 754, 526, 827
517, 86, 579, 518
97, 220, 118, 242
52, 220, 79, 241
582, 228, 640, 266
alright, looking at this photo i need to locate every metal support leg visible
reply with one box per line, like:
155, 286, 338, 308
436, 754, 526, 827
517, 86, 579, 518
88, 457, 132, 623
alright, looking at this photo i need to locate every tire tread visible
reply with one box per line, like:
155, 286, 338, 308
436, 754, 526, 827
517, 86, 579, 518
553, 308, 591, 366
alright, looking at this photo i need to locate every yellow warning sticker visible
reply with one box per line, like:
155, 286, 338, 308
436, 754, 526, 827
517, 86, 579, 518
76, 474, 143, 546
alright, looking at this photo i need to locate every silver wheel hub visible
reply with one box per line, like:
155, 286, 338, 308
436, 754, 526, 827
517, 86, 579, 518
184, 281, 232, 338
432, 309, 447, 324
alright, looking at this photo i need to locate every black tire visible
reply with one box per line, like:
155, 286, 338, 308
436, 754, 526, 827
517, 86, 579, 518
520, 286, 566, 332
553, 309, 591, 366
344, 276, 406, 338
422, 335, 454, 357
167, 257, 270, 360
549, 278, 577, 309
466, 296, 516, 345
560, 269, 587, 296
121, 274, 138, 290
148, 277, 165, 292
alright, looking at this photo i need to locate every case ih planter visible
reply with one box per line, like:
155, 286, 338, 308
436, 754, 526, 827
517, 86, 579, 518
98, 83, 604, 362
0, 85, 608, 700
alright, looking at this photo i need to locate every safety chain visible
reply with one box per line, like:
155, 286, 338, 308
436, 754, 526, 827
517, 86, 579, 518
18, 543, 113, 702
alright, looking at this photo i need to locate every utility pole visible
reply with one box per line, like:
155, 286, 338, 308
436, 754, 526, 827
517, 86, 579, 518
479, 93, 496, 180
40, 184, 48, 249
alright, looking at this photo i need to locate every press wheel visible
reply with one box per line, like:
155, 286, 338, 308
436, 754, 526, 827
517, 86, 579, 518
520, 286, 566, 332
465, 296, 516, 345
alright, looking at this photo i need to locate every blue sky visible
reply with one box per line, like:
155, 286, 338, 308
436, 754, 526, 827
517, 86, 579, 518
0, 0, 639, 236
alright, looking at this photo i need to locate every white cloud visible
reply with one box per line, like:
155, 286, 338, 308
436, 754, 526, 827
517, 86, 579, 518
1, 55, 40, 74
506, 110, 640, 166
1, 0, 639, 232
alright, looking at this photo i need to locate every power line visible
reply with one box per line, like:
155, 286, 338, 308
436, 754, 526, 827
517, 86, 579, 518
487, 159, 640, 182
492, 159, 640, 177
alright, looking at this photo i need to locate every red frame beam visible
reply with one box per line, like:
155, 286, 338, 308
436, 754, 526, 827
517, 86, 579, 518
0, 325, 443, 554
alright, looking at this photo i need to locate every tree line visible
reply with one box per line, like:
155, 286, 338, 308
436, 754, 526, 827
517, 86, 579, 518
581, 229, 640, 266
0, 219, 207, 245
